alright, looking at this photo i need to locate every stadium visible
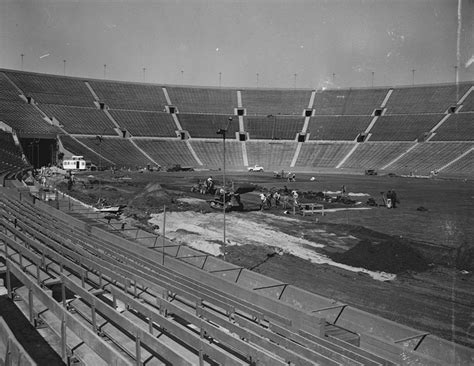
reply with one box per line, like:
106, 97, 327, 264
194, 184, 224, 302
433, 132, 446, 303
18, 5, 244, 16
1, 1, 473, 365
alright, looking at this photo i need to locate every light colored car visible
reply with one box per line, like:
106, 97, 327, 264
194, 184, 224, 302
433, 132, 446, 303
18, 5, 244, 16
248, 165, 264, 172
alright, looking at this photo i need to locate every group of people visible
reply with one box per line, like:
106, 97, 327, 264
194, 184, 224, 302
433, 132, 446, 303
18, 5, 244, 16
386, 189, 399, 208
259, 189, 299, 210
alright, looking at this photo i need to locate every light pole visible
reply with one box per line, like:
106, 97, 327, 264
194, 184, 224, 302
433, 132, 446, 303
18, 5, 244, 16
219, 72, 222, 87
63, 60, 66, 76
256, 73, 259, 88
96, 135, 103, 203
181, 70, 184, 83
216, 116, 233, 260
103, 64, 107, 79
332, 73, 336, 84
142, 67, 146, 82
371, 71, 374, 87
294, 73, 297, 89
454, 65, 459, 101
21, 54, 24, 71
412, 69, 415, 85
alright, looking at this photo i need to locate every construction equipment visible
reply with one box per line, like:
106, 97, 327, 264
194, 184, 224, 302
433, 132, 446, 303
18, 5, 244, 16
208, 184, 255, 212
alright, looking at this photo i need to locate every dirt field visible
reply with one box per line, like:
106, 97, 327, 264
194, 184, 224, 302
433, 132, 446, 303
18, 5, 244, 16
57, 169, 474, 348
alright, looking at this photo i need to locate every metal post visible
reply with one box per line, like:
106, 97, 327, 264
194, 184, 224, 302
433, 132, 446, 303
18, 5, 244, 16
217, 117, 232, 260
103, 64, 107, 79
256, 72, 259, 88
162, 205, 166, 265
63, 60, 66, 76
61, 314, 67, 362
181, 70, 184, 83
412, 69, 415, 85
21, 53, 24, 71
219, 72, 222, 87
294, 73, 297, 89
371, 71, 374, 87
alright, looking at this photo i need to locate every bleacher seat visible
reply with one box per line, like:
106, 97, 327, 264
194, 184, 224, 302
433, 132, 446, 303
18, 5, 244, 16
5, 71, 94, 107
313, 88, 388, 115
189, 140, 243, 167
385, 84, 471, 114
340, 142, 415, 170
178, 114, 240, 138
244, 116, 304, 140
109, 110, 177, 137
0, 100, 59, 137
430, 113, 474, 141
307, 116, 372, 140
241, 89, 311, 115
134, 139, 198, 168
166, 86, 237, 114
369, 114, 443, 141
88, 80, 168, 111
40, 105, 117, 135
295, 142, 355, 168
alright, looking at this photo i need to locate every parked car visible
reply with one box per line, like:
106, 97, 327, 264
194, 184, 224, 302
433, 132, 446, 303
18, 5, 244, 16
248, 165, 264, 172
365, 169, 377, 176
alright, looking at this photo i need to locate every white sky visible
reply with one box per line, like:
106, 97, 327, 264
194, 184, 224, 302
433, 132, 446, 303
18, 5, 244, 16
0, 0, 472, 89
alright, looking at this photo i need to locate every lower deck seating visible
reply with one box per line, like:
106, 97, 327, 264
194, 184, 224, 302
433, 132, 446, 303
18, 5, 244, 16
440, 148, 474, 175
245, 141, 297, 168
295, 142, 355, 168
340, 142, 415, 170
0, 131, 29, 172
58, 135, 104, 166
189, 140, 243, 167
76, 136, 153, 168
388, 142, 474, 175
134, 139, 198, 168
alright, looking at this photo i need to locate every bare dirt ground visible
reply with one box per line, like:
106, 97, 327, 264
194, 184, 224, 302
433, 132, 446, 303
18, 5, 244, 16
57, 169, 474, 348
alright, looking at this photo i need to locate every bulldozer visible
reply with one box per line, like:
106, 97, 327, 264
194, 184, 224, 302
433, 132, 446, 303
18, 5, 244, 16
207, 184, 256, 212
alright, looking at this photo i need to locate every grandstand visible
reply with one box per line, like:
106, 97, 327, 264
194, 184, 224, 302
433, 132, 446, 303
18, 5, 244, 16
0, 69, 472, 176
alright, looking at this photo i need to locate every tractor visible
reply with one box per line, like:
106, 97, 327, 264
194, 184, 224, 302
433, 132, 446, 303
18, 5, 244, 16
207, 184, 256, 212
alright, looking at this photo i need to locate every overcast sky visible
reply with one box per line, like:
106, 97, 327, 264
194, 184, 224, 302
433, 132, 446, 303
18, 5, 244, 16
0, 0, 473, 89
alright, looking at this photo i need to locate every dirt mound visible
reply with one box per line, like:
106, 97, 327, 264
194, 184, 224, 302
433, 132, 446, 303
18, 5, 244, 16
128, 183, 172, 208
332, 239, 430, 274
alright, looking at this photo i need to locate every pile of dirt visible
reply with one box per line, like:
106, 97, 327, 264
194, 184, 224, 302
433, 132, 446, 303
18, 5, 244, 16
128, 183, 173, 209
332, 239, 430, 274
